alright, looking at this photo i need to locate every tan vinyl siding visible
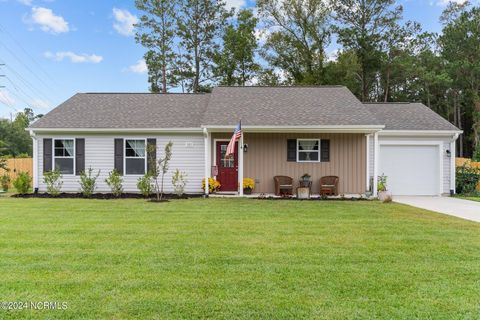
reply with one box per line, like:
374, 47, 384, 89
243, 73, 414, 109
211, 133, 367, 194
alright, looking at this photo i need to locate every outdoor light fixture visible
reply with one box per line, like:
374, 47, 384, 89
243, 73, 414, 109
446, 149, 451, 157
243, 144, 248, 152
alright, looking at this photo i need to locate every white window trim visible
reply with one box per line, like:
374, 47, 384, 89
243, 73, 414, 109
52, 138, 76, 176
123, 138, 147, 176
296, 139, 321, 163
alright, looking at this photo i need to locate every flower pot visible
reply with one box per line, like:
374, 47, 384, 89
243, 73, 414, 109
378, 191, 392, 202
244, 188, 252, 195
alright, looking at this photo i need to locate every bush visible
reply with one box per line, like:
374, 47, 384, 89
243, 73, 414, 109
13, 171, 31, 194
79, 168, 100, 197
43, 170, 63, 197
0, 174, 10, 191
137, 174, 153, 198
456, 164, 480, 195
172, 169, 187, 196
202, 178, 221, 193
105, 169, 123, 197
377, 174, 387, 192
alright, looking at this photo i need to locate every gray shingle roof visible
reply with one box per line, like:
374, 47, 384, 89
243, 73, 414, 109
30, 93, 210, 129
364, 102, 459, 131
203, 86, 383, 126
29, 88, 459, 132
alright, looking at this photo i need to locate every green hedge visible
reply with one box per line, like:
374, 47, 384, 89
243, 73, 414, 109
456, 165, 480, 195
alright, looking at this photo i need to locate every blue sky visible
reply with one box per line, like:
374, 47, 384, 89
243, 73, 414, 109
0, 0, 471, 118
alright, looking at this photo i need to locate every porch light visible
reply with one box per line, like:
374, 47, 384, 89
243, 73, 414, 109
446, 149, 451, 157
243, 144, 248, 152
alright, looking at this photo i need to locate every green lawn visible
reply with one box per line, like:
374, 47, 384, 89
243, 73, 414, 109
458, 196, 480, 202
0, 197, 480, 319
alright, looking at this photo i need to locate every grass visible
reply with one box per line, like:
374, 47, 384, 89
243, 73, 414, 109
0, 197, 480, 319
457, 196, 480, 202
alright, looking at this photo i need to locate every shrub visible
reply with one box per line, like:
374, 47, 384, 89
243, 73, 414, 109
0, 174, 10, 191
79, 168, 100, 197
172, 169, 187, 196
43, 170, 63, 197
456, 164, 480, 195
105, 169, 123, 197
202, 178, 221, 193
13, 171, 31, 194
137, 174, 153, 198
243, 178, 255, 190
377, 174, 387, 192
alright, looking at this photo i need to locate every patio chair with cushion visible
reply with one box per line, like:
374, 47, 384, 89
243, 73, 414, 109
320, 176, 339, 196
274, 176, 294, 196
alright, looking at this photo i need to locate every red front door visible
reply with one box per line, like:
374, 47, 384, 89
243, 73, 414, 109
216, 141, 238, 192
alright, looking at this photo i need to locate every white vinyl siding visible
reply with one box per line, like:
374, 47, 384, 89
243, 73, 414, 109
37, 134, 205, 193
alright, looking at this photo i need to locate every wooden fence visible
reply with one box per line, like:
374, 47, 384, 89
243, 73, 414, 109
456, 157, 480, 191
0, 158, 33, 186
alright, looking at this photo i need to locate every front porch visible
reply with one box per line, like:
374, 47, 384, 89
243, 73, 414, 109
202, 129, 382, 197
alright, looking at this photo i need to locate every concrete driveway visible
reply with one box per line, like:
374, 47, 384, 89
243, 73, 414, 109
394, 196, 480, 223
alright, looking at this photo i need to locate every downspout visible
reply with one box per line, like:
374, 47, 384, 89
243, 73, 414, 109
30, 130, 38, 193
450, 132, 459, 195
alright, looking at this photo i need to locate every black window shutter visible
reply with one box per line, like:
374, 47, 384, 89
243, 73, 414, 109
114, 139, 124, 175
287, 139, 296, 162
75, 138, 85, 175
43, 138, 52, 173
321, 140, 330, 162
147, 138, 156, 174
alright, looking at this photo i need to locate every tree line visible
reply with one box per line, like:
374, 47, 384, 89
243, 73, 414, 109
135, 0, 480, 158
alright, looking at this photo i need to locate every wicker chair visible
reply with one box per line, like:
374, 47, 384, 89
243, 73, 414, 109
274, 176, 294, 196
320, 176, 339, 196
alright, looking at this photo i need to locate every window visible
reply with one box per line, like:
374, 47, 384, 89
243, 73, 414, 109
297, 139, 320, 162
220, 144, 234, 168
54, 139, 75, 174
125, 139, 146, 175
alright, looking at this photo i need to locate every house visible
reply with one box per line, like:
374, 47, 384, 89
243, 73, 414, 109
28, 86, 461, 197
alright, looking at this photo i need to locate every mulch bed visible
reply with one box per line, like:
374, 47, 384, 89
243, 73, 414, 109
12, 193, 203, 200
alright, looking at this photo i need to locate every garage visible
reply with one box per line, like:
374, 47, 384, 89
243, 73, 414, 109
379, 144, 441, 196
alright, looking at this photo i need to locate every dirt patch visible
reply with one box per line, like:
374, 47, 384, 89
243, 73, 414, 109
12, 193, 202, 200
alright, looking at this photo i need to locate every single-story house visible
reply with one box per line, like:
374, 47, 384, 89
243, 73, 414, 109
28, 86, 462, 197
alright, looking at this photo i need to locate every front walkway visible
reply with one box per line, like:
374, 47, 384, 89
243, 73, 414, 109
394, 196, 480, 223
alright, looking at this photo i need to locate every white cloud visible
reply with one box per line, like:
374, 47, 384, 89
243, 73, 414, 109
17, 0, 33, 6
224, 0, 246, 10
126, 59, 148, 74
0, 91, 15, 106
44, 51, 103, 63
112, 8, 138, 37
30, 7, 69, 34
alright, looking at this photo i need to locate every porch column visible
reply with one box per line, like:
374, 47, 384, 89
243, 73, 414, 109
366, 134, 370, 192
238, 133, 244, 196
373, 132, 379, 197
203, 128, 209, 196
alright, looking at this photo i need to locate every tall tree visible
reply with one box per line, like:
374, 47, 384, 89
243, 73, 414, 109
135, 0, 178, 93
176, 0, 229, 92
440, 2, 480, 156
214, 9, 260, 86
257, 0, 332, 84
333, 0, 403, 101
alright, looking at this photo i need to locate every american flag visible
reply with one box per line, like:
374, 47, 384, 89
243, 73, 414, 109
225, 121, 242, 158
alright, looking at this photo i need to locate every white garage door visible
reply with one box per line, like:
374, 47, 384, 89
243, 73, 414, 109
379, 145, 440, 196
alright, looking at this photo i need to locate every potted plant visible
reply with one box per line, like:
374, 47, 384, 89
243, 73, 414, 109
299, 173, 311, 187
243, 178, 255, 194
377, 174, 392, 202
202, 178, 221, 194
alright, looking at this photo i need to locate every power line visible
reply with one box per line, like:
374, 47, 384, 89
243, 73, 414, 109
0, 40, 56, 93
0, 23, 62, 89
